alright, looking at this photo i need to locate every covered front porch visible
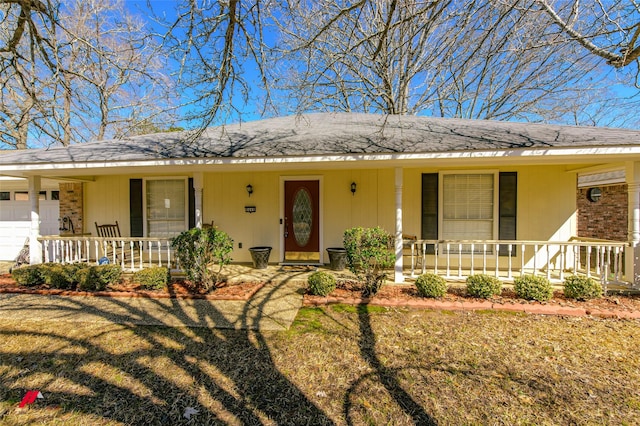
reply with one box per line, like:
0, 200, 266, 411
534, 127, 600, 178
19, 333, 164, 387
11, 162, 640, 288
33, 233, 630, 289
4, 115, 640, 290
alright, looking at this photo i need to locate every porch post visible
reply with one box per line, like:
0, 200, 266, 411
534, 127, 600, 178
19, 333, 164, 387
626, 162, 640, 288
28, 175, 43, 264
394, 167, 404, 283
193, 172, 203, 229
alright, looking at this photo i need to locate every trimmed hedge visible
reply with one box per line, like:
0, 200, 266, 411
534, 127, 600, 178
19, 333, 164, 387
308, 271, 336, 296
513, 275, 553, 302
415, 273, 447, 298
134, 267, 170, 290
40, 263, 73, 289
11, 265, 43, 287
466, 274, 502, 299
77, 264, 122, 291
563, 275, 602, 300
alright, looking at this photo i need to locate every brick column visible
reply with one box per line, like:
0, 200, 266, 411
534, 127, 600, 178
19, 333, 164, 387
59, 182, 84, 235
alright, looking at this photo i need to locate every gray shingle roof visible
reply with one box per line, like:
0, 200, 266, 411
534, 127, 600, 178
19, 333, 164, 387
1, 113, 639, 165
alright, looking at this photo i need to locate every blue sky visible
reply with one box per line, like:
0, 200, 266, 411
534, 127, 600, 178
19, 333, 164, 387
120, 0, 639, 129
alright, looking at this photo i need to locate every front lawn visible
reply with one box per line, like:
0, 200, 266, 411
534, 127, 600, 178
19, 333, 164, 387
1, 306, 639, 425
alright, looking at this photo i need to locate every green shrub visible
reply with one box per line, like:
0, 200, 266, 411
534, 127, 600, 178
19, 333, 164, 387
76, 268, 93, 290
77, 264, 122, 291
308, 271, 336, 296
172, 228, 233, 292
466, 274, 502, 299
513, 275, 553, 302
563, 275, 602, 300
343, 227, 394, 297
11, 265, 43, 287
40, 263, 73, 289
63, 263, 91, 287
415, 273, 448, 298
134, 267, 170, 290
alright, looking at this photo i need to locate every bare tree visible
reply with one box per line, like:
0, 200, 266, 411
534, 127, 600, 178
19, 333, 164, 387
2, 0, 637, 150
535, 0, 640, 69
269, 0, 625, 126
0, 0, 178, 149
158, 0, 270, 130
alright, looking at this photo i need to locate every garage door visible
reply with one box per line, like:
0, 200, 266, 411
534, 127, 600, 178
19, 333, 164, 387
0, 195, 59, 261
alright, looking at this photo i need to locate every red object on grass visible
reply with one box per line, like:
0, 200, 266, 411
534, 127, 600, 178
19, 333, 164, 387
19, 390, 41, 408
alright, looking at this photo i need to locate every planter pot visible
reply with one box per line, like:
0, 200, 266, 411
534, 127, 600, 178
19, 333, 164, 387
249, 246, 272, 269
326, 247, 348, 271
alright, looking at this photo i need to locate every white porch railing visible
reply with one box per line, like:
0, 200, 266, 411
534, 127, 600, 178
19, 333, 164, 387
404, 238, 629, 286
39, 236, 176, 271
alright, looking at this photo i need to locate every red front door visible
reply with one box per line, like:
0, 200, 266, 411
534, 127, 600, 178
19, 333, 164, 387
284, 180, 320, 262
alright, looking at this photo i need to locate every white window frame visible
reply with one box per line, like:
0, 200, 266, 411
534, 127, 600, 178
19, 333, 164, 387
142, 177, 189, 238
438, 170, 499, 243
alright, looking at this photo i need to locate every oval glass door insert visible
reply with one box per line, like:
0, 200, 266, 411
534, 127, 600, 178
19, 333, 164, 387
293, 188, 313, 247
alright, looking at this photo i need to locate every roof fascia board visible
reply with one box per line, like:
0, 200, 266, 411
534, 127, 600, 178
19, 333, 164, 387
2, 145, 640, 173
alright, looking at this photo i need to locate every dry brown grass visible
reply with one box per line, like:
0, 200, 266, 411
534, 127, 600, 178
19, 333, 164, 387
1, 305, 639, 425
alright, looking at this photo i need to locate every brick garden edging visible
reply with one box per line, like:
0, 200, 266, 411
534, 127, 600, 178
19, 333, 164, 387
303, 296, 640, 320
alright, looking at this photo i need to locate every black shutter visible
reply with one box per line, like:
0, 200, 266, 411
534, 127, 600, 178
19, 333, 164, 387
188, 178, 195, 229
129, 179, 143, 237
421, 173, 438, 254
498, 172, 517, 256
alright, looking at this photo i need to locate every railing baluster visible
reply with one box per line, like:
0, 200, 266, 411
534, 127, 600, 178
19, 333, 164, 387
433, 242, 438, 275
470, 243, 475, 275
533, 244, 538, 276
457, 243, 462, 278
483, 244, 487, 275
520, 244, 525, 277
446, 243, 450, 277
507, 244, 513, 279
616, 247, 622, 281
586, 245, 592, 278
494, 243, 499, 278
43, 241, 50, 263
546, 244, 551, 281
129, 240, 135, 270
559, 245, 565, 281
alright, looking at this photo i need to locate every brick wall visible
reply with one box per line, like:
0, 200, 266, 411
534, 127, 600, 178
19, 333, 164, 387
58, 183, 84, 235
577, 184, 627, 241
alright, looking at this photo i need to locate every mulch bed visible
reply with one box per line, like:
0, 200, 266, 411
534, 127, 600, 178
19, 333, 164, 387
2, 271, 640, 318
0, 273, 264, 301
304, 280, 640, 319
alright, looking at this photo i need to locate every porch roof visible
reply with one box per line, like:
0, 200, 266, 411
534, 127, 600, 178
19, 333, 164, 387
1, 113, 640, 171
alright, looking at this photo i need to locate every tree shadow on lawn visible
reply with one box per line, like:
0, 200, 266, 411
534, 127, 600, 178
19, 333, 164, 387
344, 304, 438, 426
0, 276, 441, 424
0, 275, 336, 425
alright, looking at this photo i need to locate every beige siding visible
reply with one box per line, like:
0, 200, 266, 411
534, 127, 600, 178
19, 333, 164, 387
81, 165, 577, 264
85, 175, 137, 237
517, 166, 576, 241
402, 165, 576, 242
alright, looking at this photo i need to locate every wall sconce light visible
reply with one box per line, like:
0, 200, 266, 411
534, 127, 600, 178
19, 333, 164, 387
350, 182, 357, 196
246, 184, 253, 197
